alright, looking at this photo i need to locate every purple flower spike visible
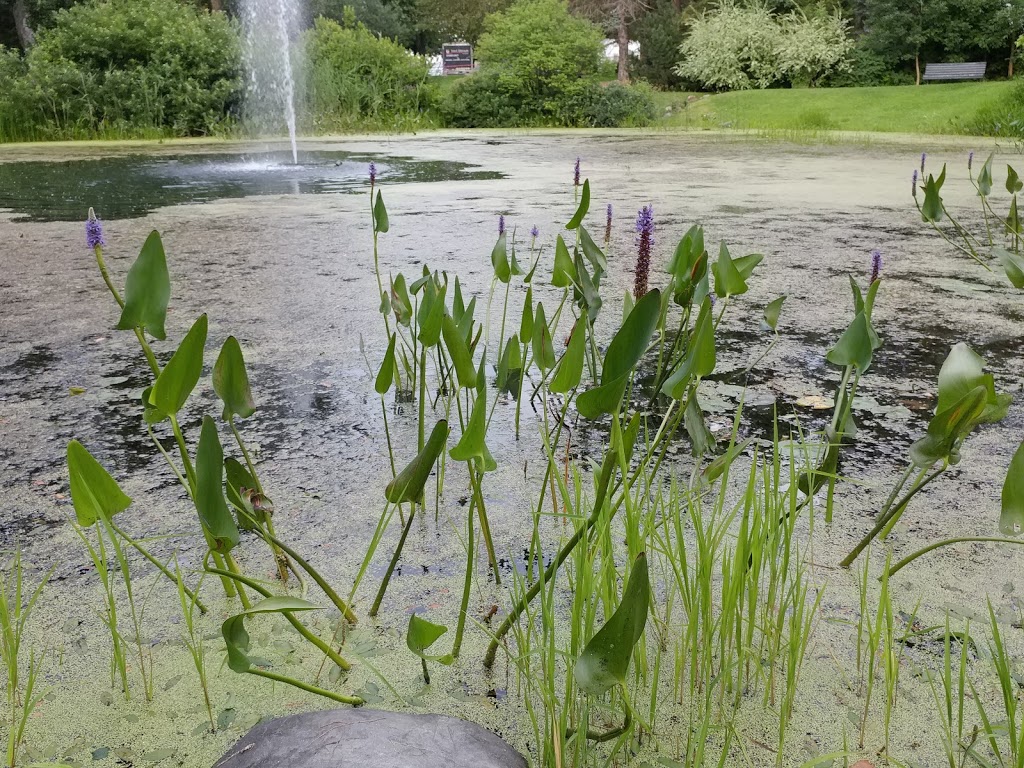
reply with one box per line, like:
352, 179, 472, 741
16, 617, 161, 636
573, 157, 581, 187
530, 225, 539, 239
498, 215, 506, 236
968, 152, 974, 171
920, 153, 927, 175
369, 162, 377, 186
634, 204, 654, 299
912, 169, 918, 198
605, 203, 613, 243
86, 208, 105, 249
870, 249, 882, 283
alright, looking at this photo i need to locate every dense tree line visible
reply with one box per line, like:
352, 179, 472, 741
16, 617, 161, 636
0, 0, 1022, 143
4, 0, 1023, 86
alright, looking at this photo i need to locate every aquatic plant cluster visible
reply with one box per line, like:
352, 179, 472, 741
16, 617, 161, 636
4, 154, 1024, 768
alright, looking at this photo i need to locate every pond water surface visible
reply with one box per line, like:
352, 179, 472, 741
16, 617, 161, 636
1, 132, 1022, 767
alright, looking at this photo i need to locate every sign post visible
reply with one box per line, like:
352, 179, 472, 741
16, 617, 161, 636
442, 43, 474, 75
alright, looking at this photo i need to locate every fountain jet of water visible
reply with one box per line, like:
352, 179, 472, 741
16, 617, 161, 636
240, 0, 301, 164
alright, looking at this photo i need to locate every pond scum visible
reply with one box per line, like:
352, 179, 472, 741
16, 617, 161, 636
3, 153, 1024, 768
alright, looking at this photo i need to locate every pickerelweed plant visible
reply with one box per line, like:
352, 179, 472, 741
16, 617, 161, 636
74, 213, 365, 706
831, 154, 1024, 571
54, 152, 1023, 767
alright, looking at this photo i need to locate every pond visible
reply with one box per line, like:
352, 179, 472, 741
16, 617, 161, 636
1, 131, 1022, 768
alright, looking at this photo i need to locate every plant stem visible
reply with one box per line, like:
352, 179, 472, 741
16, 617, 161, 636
840, 465, 946, 567
484, 447, 617, 669
227, 417, 292, 582
261, 532, 357, 623
246, 667, 363, 705
369, 507, 415, 618
205, 563, 352, 671
224, 554, 251, 610
108, 520, 208, 613
886, 537, 1024, 577
452, 493, 475, 658
471, 465, 500, 585
92, 245, 125, 309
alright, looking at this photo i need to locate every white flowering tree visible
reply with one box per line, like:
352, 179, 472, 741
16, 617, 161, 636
675, 3, 783, 90
778, 11, 853, 87
675, 1, 852, 90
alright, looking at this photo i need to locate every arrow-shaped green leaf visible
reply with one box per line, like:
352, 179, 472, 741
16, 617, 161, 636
67, 440, 132, 527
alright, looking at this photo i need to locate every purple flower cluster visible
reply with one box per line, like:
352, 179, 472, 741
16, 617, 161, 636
498, 214, 506, 236
870, 249, 882, 283
530, 225, 539, 239
573, 157, 581, 187
369, 162, 377, 187
920, 153, 927, 175
605, 203, 613, 243
634, 204, 654, 299
86, 208, 105, 249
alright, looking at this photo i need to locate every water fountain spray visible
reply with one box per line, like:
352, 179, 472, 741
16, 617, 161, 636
240, 0, 301, 164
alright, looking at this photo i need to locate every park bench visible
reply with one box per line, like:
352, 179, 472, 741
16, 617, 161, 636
922, 61, 987, 82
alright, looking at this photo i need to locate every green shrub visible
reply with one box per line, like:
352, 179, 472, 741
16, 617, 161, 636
957, 79, 1024, 137
443, 75, 655, 128
303, 16, 436, 131
574, 82, 658, 127
442, 70, 534, 128
0, 46, 35, 140
442, 0, 616, 127
3, 0, 242, 140
823, 45, 912, 87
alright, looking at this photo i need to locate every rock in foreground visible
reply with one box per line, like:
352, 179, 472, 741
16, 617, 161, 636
213, 709, 527, 768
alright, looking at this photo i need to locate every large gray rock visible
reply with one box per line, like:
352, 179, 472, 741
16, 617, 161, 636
213, 709, 527, 768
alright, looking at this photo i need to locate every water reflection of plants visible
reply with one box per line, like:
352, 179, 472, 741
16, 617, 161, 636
19, 155, 1023, 767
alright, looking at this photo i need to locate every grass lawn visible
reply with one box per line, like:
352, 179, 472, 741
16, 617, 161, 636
652, 81, 1018, 134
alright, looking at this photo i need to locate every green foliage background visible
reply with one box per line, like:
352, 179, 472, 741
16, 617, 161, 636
443, 0, 655, 127
302, 16, 437, 132
1, 0, 241, 140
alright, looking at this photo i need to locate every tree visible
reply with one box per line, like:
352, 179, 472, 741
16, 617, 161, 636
417, 0, 513, 43
863, 0, 1018, 84
631, 0, 687, 87
778, 8, 852, 85
308, 0, 417, 46
476, 0, 604, 87
675, 1, 851, 89
443, 0, 606, 125
571, 0, 648, 82
675, 3, 785, 89
12, 0, 35, 48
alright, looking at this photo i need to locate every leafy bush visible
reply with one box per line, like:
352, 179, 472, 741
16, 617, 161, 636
823, 45, 913, 87
676, 2, 852, 90
444, 75, 656, 128
957, 79, 1024, 138
575, 82, 658, 127
0, 45, 35, 139
442, 70, 534, 128
2, 0, 242, 139
303, 16, 436, 131
442, 0, 634, 127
